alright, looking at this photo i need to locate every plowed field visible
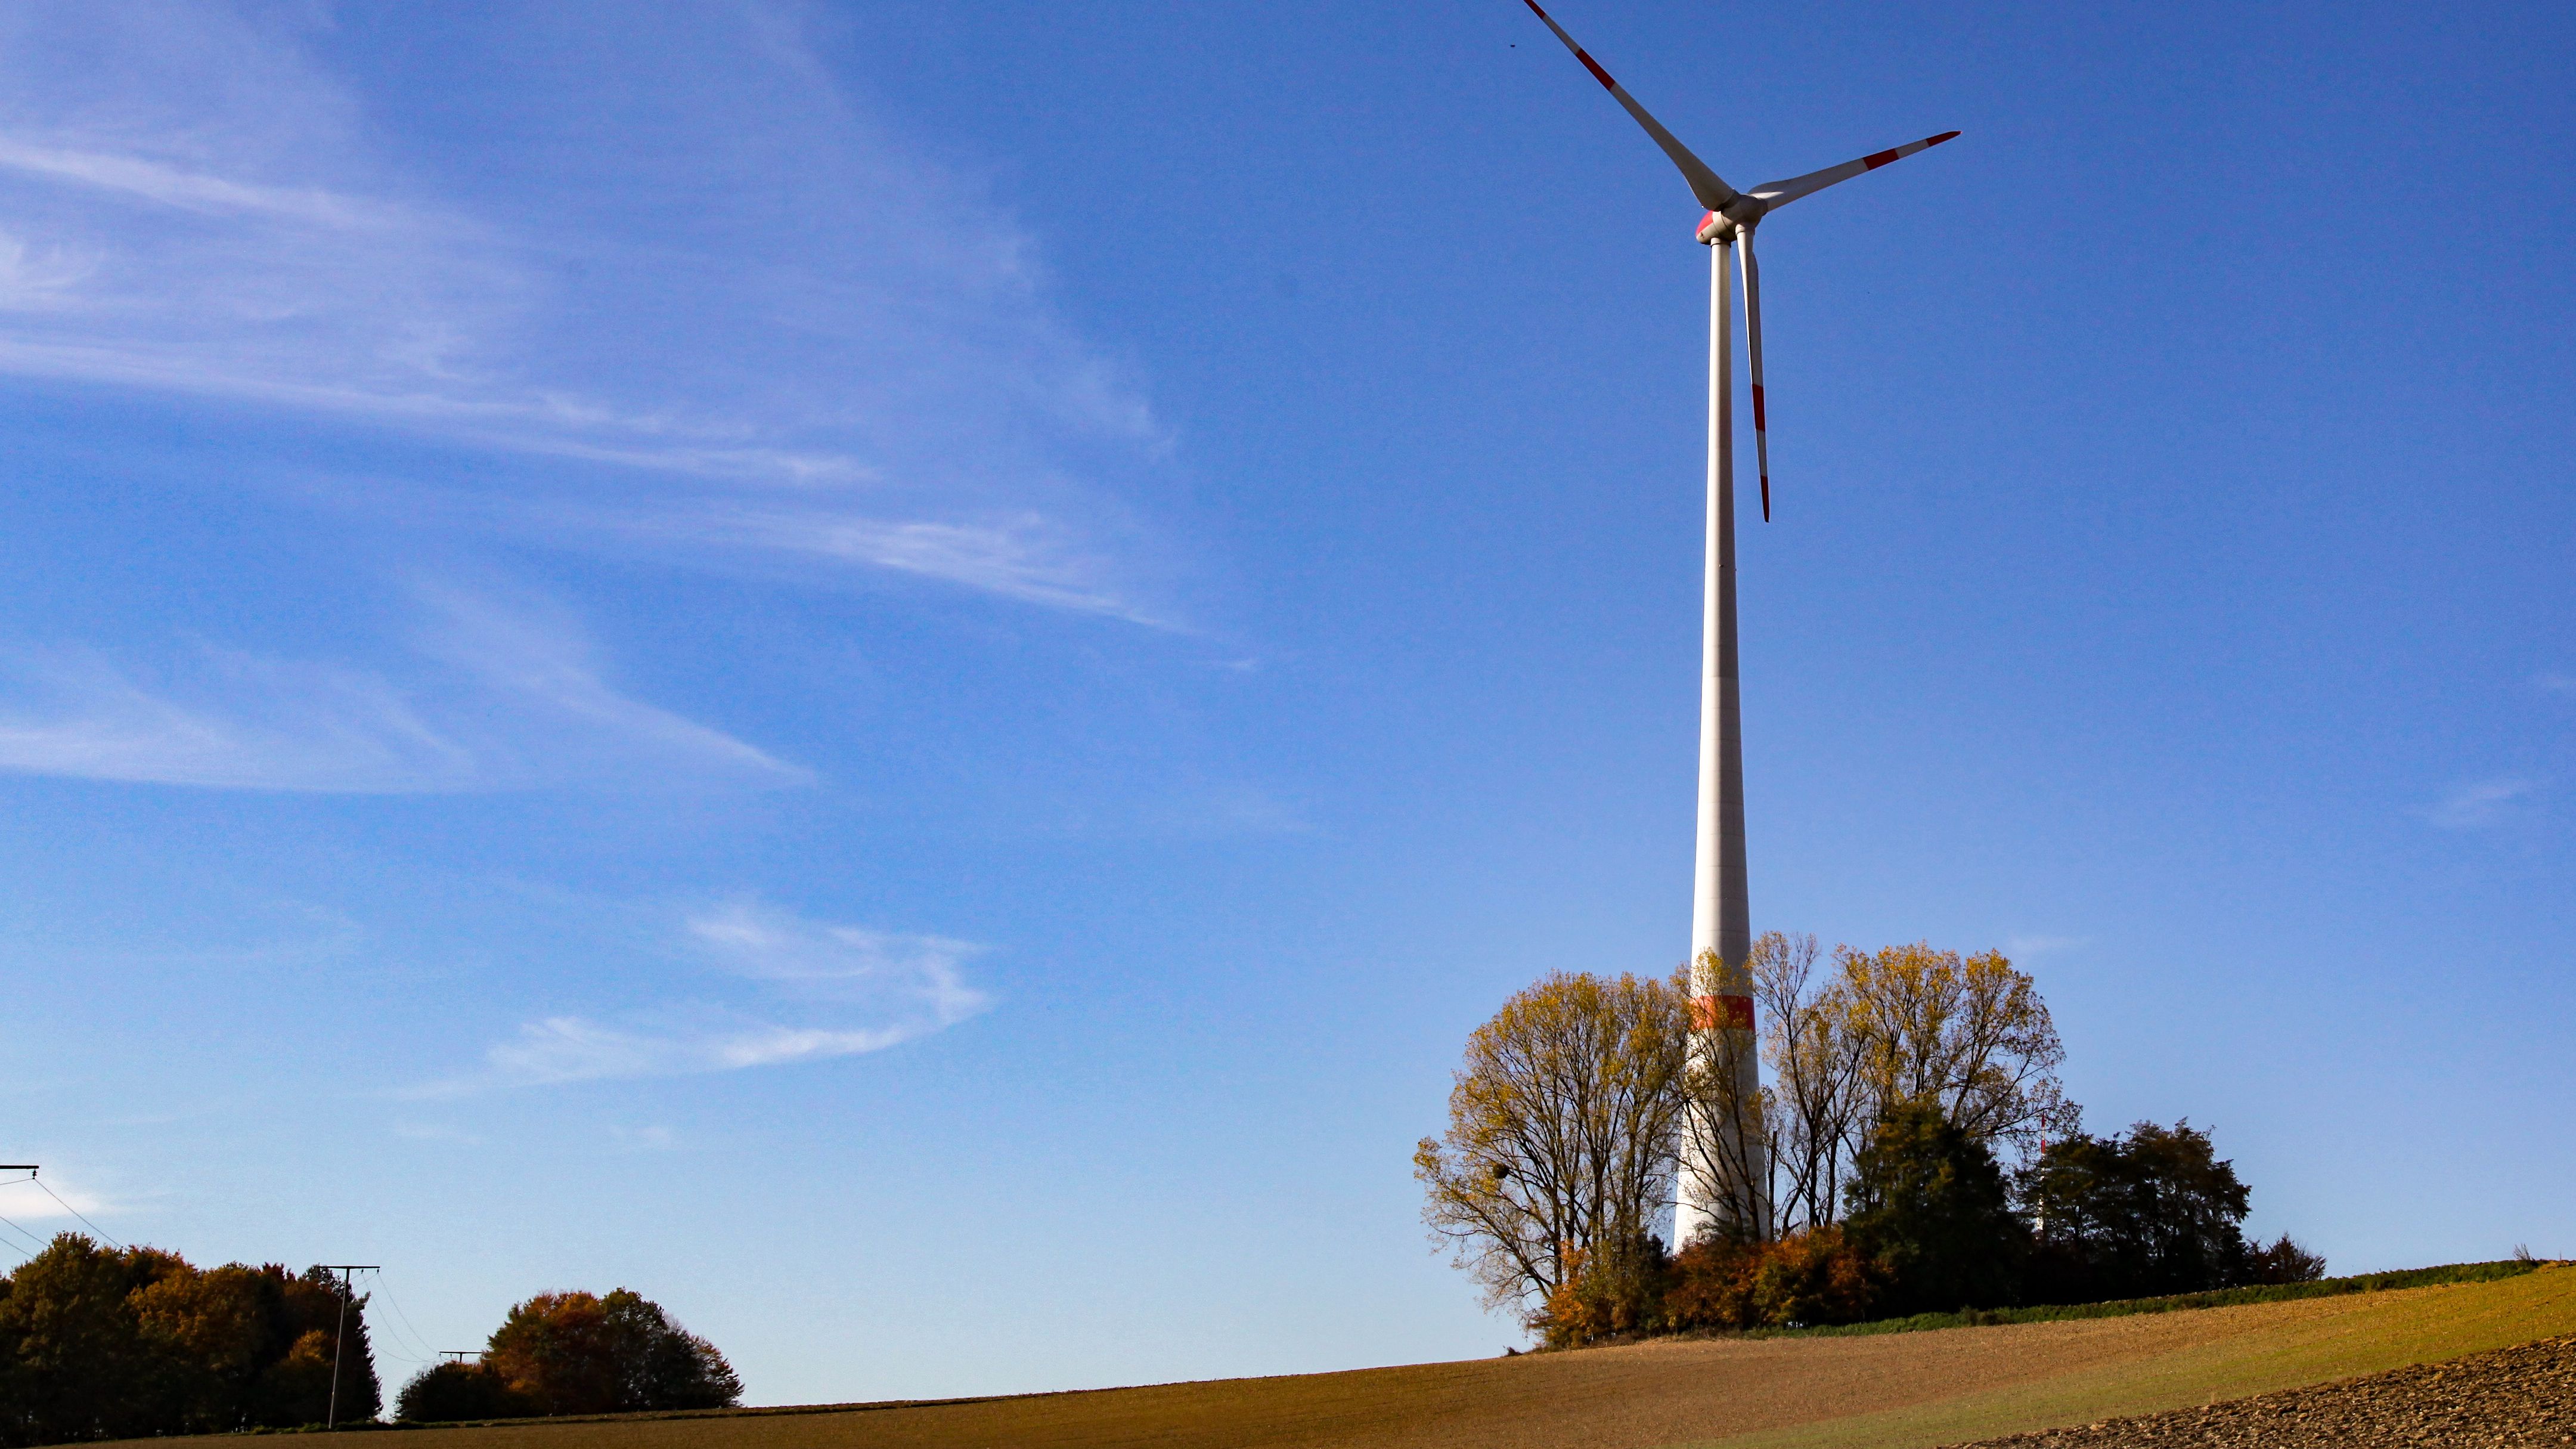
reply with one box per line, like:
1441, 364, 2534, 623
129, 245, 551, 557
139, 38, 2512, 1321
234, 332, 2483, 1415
130, 1264, 2576, 1449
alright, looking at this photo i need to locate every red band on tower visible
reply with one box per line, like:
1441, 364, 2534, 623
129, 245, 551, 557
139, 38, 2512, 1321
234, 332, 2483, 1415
1691, 994, 1756, 1032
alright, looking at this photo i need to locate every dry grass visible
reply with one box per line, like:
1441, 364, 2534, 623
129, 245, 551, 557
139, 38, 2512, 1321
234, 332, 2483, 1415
149, 1265, 2576, 1449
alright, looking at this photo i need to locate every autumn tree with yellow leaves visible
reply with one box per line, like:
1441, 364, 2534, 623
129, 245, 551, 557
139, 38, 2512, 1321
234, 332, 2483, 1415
1413, 970, 1691, 1318
1422, 939, 2076, 1324
1726, 936, 2075, 1237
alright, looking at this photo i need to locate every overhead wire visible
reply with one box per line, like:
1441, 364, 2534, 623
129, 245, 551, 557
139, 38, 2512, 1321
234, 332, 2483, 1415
32, 1177, 122, 1250
0, 1212, 48, 1256
366, 1270, 444, 1367
0, 1173, 50, 1258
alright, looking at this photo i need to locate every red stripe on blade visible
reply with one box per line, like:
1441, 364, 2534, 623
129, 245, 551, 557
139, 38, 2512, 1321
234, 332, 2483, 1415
1862, 145, 1904, 169
1575, 49, 1617, 89
1926, 130, 1961, 145
1760, 480, 1771, 521
1750, 384, 1768, 430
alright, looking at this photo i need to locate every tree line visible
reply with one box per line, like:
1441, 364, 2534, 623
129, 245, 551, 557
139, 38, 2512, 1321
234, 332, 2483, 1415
1415, 937, 2324, 1346
0, 1234, 737, 1445
0, 1236, 382, 1444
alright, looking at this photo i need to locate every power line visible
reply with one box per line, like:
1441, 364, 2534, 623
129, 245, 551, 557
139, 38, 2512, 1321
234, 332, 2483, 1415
0, 1213, 47, 1255
369, 1270, 433, 1355
30, 1176, 121, 1250
368, 1270, 443, 1365
0, 1168, 47, 1261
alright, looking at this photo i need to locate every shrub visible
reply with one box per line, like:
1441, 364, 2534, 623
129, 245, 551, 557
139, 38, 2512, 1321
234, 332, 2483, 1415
1664, 1228, 1880, 1331
395, 1361, 534, 1422
2240, 1234, 2327, 1286
1663, 1236, 1760, 1331
1747, 1225, 1880, 1327
1534, 1234, 1670, 1348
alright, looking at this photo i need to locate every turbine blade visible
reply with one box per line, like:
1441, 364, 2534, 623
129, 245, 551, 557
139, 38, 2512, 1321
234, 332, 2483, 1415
1750, 131, 1960, 211
1520, 1, 1737, 211
1739, 229, 1771, 522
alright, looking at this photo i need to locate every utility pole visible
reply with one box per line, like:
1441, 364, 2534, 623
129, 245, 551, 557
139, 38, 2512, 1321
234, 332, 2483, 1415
320, 1265, 379, 1430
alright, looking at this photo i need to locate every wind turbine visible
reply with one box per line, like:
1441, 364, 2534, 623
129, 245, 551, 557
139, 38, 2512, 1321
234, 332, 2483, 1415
1517, 0, 1956, 1246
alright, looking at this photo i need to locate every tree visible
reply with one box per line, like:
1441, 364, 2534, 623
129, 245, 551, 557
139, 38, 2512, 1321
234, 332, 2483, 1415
238, 1267, 380, 1428
1747, 933, 1876, 1236
483, 1289, 741, 1415
1843, 1099, 2028, 1315
2020, 1120, 2262, 1303
1415, 970, 1692, 1318
0, 1235, 166, 1445
1829, 943, 2074, 1162
129, 1259, 266, 1432
1681, 936, 2074, 1243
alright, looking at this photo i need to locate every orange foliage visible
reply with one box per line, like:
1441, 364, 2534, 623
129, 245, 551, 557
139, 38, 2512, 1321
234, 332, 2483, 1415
1666, 1227, 1879, 1331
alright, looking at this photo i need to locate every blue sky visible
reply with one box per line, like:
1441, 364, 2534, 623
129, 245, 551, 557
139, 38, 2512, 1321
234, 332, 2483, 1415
2, 0, 2572, 1407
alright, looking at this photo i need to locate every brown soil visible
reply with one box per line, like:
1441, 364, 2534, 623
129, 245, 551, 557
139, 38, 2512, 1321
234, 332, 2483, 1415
115, 1265, 2576, 1449
1955, 1334, 2576, 1447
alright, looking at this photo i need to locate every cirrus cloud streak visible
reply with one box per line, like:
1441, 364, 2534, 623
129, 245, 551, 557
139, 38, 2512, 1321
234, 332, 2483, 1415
430, 901, 991, 1094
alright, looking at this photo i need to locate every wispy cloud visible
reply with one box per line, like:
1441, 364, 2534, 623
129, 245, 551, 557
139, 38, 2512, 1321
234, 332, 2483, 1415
0, 1175, 111, 1225
2538, 674, 2576, 696
2425, 777, 2539, 830
0, 587, 798, 792
0, 649, 466, 793
391, 1123, 483, 1147
0, 134, 410, 229
0, 1, 1178, 621
602, 504, 1170, 626
2004, 934, 2087, 959
437, 901, 990, 1092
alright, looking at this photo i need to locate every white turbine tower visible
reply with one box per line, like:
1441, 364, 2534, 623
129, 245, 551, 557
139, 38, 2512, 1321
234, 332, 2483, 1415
1517, 1, 1956, 1247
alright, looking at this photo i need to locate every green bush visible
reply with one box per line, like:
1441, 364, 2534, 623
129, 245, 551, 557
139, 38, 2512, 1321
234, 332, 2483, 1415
1843, 1100, 2028, 1315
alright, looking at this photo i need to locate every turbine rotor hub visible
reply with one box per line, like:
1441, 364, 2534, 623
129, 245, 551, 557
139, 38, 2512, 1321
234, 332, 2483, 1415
1694, 197, 1768, 245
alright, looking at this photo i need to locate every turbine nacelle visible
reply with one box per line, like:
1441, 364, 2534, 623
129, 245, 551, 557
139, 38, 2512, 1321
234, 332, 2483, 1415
1694, 202, 1765, 246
